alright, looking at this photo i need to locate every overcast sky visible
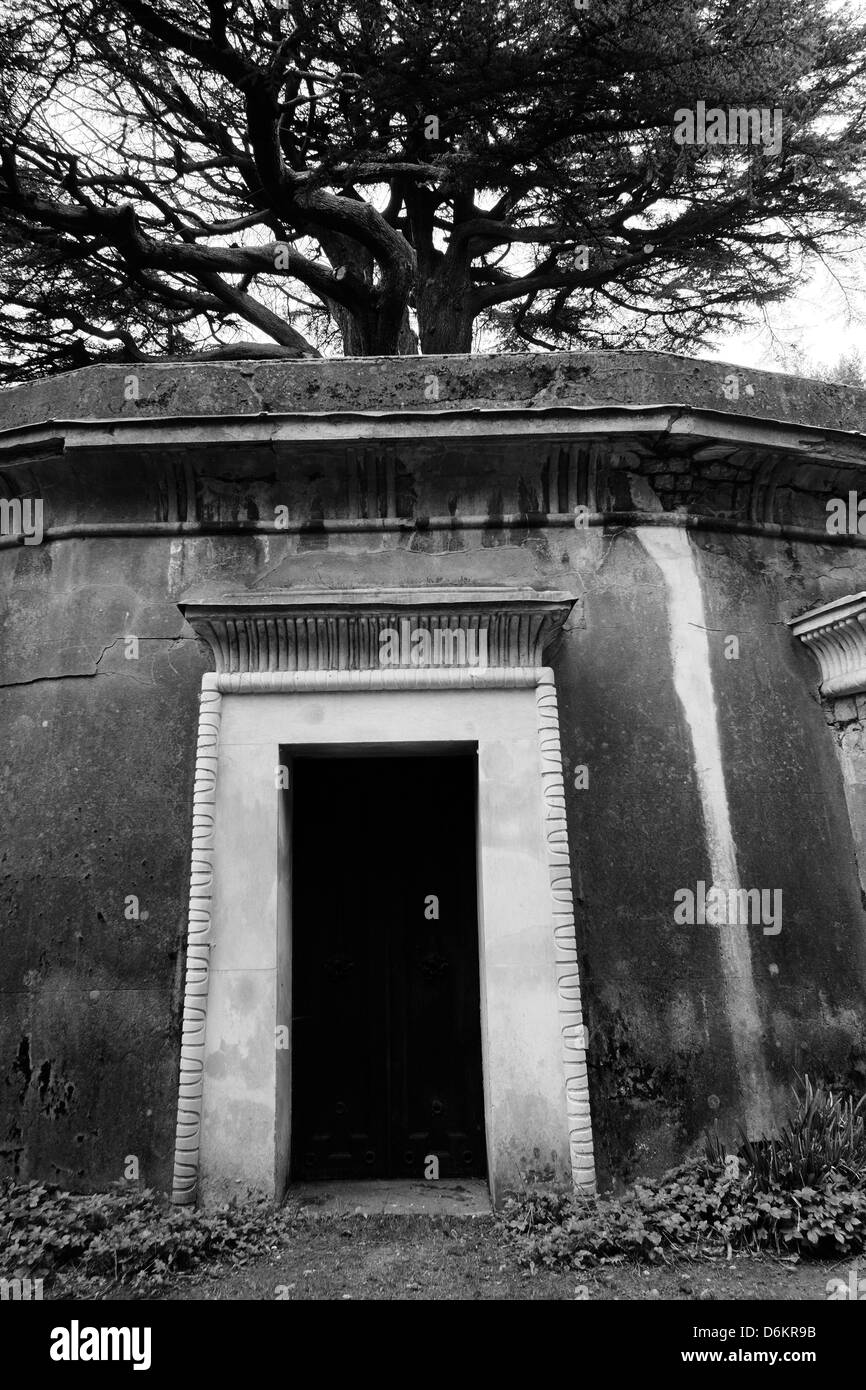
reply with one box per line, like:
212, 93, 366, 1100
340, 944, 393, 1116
708, 0, 866, 378
708, 254, 866, 376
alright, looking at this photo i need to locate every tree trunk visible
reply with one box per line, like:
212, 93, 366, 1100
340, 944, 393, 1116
317, 227, 417, 356
329, 298, 417, 356
416, 275, 474, 354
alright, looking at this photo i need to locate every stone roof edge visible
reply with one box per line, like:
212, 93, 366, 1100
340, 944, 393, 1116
1, 350, 864, 437
1, 402, 865, 467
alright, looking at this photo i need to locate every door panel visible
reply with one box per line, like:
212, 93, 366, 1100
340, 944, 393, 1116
290, 754, 486, 1181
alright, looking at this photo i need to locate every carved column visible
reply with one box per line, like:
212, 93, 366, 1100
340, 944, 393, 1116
172, 675, 222, 1204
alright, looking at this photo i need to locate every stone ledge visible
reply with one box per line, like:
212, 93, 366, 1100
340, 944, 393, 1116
2, 349, 864, 438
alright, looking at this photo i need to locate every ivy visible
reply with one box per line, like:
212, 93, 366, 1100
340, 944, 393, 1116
0, 1181, 298, 1294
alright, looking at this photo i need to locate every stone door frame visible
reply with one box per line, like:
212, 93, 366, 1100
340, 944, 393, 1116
170, 589, 596, 1208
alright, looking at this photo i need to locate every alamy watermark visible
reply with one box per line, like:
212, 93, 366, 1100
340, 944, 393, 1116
378, 620, 489, 669
674, 881, 782, 935
49, 1321, 151, 1370
826, 1264, 866, 1299
1, 1276, 43, 1300
673, 102, 783, 157
826, 492, 866, 535
0, 497, 43, 545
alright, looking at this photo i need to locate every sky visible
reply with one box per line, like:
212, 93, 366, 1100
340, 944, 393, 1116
707, 255, 866, 377
706, 0, 866, 377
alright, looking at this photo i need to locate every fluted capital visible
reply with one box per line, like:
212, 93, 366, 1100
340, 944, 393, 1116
790, 592, 866, 697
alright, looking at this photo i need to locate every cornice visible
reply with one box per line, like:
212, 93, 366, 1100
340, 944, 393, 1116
2, 405, 865, 468
179, 588, 579, 674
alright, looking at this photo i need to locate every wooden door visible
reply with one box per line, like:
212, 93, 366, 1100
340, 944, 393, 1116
290, 753, 486, 1181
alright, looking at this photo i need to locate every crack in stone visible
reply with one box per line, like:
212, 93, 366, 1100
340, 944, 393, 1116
0, 636, 193, 689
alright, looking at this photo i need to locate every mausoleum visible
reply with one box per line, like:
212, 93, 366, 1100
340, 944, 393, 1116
2, 351, 865, 1207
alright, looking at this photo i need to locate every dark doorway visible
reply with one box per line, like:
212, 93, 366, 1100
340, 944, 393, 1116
290, 752, 486, 1182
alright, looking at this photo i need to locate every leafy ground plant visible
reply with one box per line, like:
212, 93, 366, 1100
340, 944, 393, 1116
506, 1163, 866, 1270
506, 1078, 866, 1271
5, 1079, 864, 1292
0, 1181, 299, 1295
721, 1076, 866, 1191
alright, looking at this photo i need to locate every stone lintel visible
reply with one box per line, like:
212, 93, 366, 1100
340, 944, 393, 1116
179, 588, 579, 674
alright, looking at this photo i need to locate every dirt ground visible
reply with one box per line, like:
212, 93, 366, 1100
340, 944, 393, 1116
118, 1215, 846, 1302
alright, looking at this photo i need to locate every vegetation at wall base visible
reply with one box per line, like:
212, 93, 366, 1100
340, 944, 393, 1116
3, 1080, 863, 1294
507, 1077, 866, 1269
0, 1182, 302, 1294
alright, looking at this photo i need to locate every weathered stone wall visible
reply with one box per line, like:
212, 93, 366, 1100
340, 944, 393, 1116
0, 537, 204, 1188
2, 352, 865, 1192
563, 530, 866, 1183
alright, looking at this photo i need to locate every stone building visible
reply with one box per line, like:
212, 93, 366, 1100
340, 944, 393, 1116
1, 351, 865, 1207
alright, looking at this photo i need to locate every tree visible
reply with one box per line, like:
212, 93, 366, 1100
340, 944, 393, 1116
812, 348, 866, 388
1, 0, 865, 379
